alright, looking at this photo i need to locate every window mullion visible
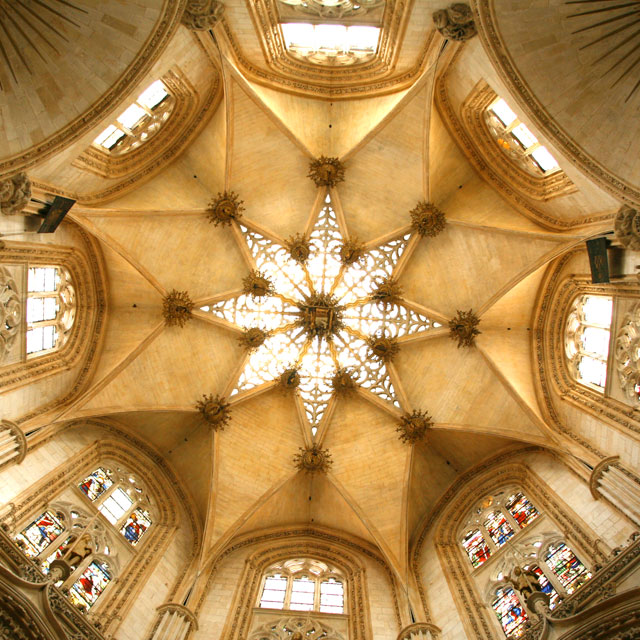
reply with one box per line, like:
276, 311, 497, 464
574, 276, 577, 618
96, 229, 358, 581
540, 561, 567, 598
284, 575, 293, 609
502, 507, 520, 532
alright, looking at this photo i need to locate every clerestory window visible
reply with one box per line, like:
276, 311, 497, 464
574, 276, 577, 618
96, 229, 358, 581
565, 294, 613, 391
93, 80, 174, 155
258, 558, 345, 614
486, 97, 560, 176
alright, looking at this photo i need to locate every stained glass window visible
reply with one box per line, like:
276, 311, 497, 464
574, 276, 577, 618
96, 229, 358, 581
14, 510, 64, 558
319, 578, 344, 614
41, 535, 73, 574
462, 529, 491, 568
260, 574, 288, 609
529, 565, 560, 610
290, 576, 315, 611
68, 561, 111, 611
545, 543, 592, 594
98, 488, 132, 525
492, 586, 527, 638
200, 193, 435, 437
120, 508, 151, 546
505, 492, 539, 529
79, 467, 113, 502
484, 510, 515, 548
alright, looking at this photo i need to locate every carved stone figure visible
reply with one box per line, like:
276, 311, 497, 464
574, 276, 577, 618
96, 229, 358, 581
0, 267, 21, 362
181, 0, 224, 30
432, 3, 477, 41
614, 205, 640, 250
508, 565, 543, 599
0, 172, 31, 216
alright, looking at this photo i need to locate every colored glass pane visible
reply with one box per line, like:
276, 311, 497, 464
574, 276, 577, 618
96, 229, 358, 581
79, 467, 113, 502
319, 578, 344, 614
530, 565, 560, 610
260, 574, 287, 609
545, 543, 592, 594
14, 510, 64, 558
68, 561, 111, 610
505, 492, 539, 529
120, 508, 151, 546
484, 510, 515, 548
462, 529, 491, 568
290, 576, 315, 611
492, 586, 527, 638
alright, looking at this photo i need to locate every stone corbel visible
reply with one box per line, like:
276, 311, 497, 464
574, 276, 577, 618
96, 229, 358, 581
432, 3, 477, 41
590, 456, 640, 526
0, 420, 27, 469
0, 173, 31, 216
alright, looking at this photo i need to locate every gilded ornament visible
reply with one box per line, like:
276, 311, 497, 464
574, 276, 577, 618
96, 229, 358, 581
410, 202, 446, 238
196, 393, 231, 430
294, 444, 333, 473
449, 309, 481, 348
339, 238, 366, 265
207, 190, 244, 226
238, 327, 269, 351
278, 367, 301, 392
181, 0, 224, 30
308, 156, 345, 187
0, 172, 31, 216
432, 3, 476, 41
331, 368, 357, 395
296, 291, 344, 340
396, 409, 433, 444
162, 290, 194, 327
285, 233, 311, 263
368, 334, 400, 362
371, 277, 403, 305
243, 270, 275, 298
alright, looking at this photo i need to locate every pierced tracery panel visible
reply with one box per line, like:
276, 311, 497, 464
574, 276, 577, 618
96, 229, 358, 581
250, 616, 344, 640
343, 301, 435, 338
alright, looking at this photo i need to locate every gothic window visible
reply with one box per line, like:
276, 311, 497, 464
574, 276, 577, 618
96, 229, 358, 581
280, 23, 380, 65
68, 560, 112, 611
460, 489, 540, 569
492, 586, 527, 638
92, 80, 174, 155
565, 294, 613, 391
14, 509, 65, 558
529, 565, 561, 609
543, 542, 592, 595
78, 466, 153, 547
485, 97, 560, 176
258, 558, 345, 614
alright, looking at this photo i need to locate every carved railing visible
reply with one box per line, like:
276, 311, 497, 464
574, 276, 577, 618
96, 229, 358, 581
590, 456, 640, 526
0, 419, 26, 469
396, 622, 441, 640
148, 603, 199, 640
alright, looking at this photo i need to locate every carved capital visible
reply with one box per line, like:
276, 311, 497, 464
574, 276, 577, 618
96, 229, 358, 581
432, 3, 476, 41
614, 205, 640, 250
0, 172, 31, 216
181, 0, 224, 30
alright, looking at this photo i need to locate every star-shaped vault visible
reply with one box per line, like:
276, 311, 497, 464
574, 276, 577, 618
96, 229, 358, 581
200, 192, 441, 436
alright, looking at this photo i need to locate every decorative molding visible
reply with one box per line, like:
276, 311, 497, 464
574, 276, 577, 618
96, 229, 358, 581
0, 420, 27, 469
196, 393, 232, 430
589, 456, 620, 500
217, 2, 439, 100
308, 157, 346, 188
278, 0, 384, 19
0, 173, 31, 216
293, 445, 333, 473
0, 233, 107, 397
0, 0, 189, 177
448, 309, 480, 348
434, 45, 612, 230
162, 289, 195, 327
181, 0, 224, 30
409, 202, 446, 238
432, 3, 476, 41
397, 622, 441, 640
472, 0, 640, 206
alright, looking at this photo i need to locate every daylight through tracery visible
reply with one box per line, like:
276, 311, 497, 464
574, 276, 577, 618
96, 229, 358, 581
200, 193, 440, 436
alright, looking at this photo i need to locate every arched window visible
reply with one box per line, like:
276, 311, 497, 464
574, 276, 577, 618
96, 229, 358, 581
486, 97, 560, 175
92, 79, 174, 155
11, 463, 153, 612
258, 558, 345, 614
565, 294, 613, 391
543, 541, 591, 595
460, 490, 540, 567
492, 585, 527, 638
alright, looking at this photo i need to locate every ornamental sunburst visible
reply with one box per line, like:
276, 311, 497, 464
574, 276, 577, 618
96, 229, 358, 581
200, 193, 442, 437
